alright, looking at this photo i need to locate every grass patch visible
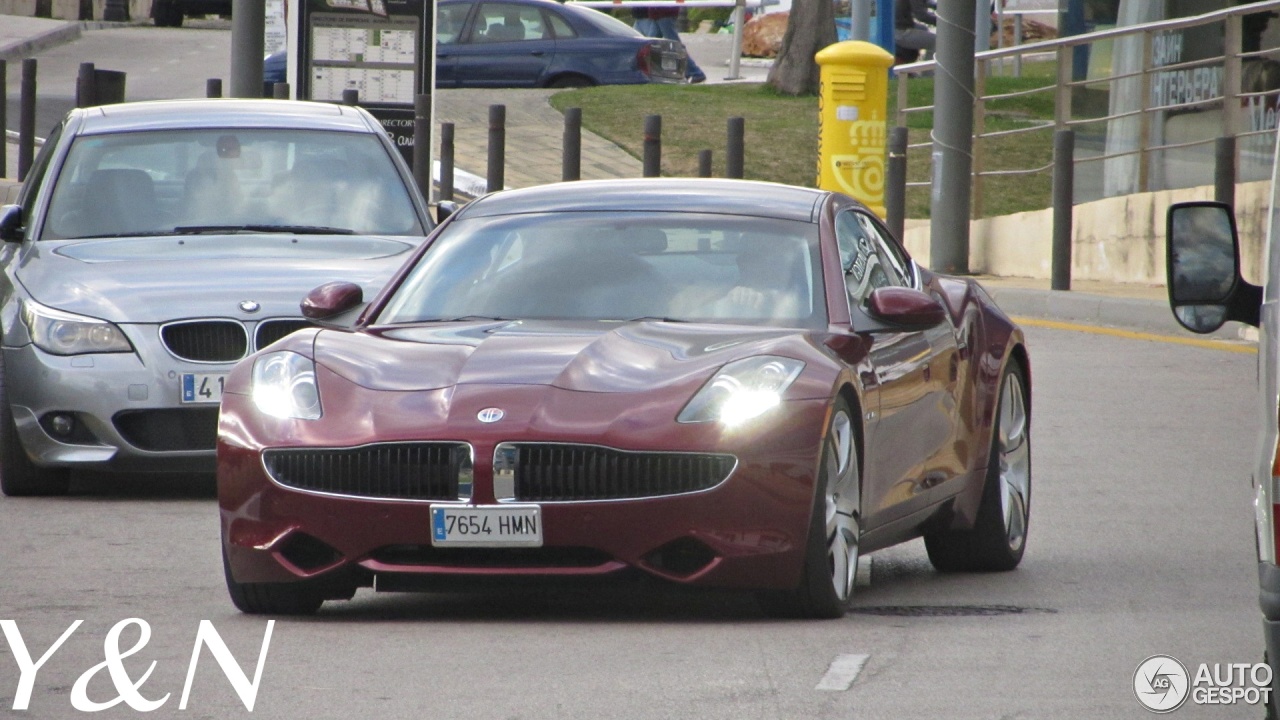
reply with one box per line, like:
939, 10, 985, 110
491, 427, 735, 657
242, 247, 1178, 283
550, 62, 1060, 219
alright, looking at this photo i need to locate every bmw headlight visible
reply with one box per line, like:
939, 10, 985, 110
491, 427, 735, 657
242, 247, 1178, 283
678, 356, 805, 426
21, 300, 132, 355
252, 351, 322, 420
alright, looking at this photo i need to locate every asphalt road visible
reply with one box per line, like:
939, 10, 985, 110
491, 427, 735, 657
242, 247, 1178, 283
0, 323, 1262, 719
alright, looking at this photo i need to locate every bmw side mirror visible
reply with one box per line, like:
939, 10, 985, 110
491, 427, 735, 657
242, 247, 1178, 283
866, 286, 947, 328
301, 281, 365, 326
0, 205, 23, 242
1166, 201, 1260, 333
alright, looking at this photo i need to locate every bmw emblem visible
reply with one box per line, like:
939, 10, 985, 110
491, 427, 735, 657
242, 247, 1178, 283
239, 300, 261, 313
477, 407, 505, 423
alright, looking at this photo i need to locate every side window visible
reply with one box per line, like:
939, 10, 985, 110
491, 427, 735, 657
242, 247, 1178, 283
836, 210, 895, 305
547, 11, 576, 38
855, 213, 912, 287
474, 4, 548, 42
438, 3, 472, 44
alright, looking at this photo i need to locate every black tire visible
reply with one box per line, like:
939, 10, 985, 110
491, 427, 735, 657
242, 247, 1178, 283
223, 546, 325, 615
925, 361, 1031, 572
153, 1, 184, 27
547, 75, 593, 89
757, 397, 861, 619
0, 353, 70, 497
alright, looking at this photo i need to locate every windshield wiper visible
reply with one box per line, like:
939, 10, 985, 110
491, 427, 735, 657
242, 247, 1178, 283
418, 315, 517, 323
619, 316, 689, 323
172, 224, 355, 235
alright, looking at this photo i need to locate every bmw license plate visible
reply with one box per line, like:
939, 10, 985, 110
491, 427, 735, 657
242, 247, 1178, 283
430, 505, 542, 547
181, 373, 226, 403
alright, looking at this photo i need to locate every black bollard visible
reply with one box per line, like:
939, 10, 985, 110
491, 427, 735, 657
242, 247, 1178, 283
563, 107, 581, 182
1051, 129, 1075, 292
698, 149, 712, 178
439, 122, 455, 202
413, 93, 432, 201
341, 89, 359, 106
272, 82, 289, 99
885, 126, 908, 244
18, 59, 36, 182
726, 117, 744, 179
487, 104, 505, 193
643, 115, 661, 178
206, 78, 223, 98
76, 62, 95, 108
0, 60, 6, 179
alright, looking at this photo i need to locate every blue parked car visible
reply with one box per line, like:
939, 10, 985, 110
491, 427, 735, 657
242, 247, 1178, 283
264, 0, 687, 91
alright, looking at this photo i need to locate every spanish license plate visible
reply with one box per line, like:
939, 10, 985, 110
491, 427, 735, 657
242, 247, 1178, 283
181, 373, 226, 404
430, 504, 542, 547
662, 57, 677, 71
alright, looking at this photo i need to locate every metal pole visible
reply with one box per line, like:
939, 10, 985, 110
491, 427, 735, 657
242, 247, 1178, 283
563, 107, 581, 182
206, 78, 223, 98
229, 0, 265, 98
643, 114, 661, 178
698, 150, 712, 178
76, 62, 96, 108
413, 93, 431, 201
1051, 130, 1074, 292
885, 126, 908, 244
929, 0, 975, 274
439, 122, 455, 202
18, 59, 36, 182
727, 0, 744, 81
0, 60, 6, 179
1215, 136, 1236, 209
726, 116, 744, 179
850, 0, 871, 42
487, 104, 505, 193
273, 82, 290, 99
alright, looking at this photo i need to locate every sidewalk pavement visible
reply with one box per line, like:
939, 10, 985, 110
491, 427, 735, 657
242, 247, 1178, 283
0, 19, 1239, 343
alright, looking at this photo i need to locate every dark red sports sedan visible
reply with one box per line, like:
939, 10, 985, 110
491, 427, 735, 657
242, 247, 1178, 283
217, 178, 1032, 617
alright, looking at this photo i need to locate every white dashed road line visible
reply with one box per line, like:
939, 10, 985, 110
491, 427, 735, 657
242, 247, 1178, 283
815, 653, 870, 692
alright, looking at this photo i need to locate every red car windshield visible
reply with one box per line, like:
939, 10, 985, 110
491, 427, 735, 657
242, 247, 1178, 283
378, 211, 827, 328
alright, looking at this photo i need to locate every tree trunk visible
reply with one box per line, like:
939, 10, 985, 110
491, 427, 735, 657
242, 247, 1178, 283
766, 0, 838, 96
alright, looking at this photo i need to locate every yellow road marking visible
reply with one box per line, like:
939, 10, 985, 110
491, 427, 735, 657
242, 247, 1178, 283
1011, 316, 1257, 354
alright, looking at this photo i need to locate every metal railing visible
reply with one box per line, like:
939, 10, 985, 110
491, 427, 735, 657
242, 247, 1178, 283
892, 0, 1280, 218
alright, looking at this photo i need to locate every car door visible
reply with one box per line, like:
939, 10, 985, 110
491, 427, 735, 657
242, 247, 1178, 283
433, 1, 476, 88
834, 208, 961, 529
449, 2, 557, 88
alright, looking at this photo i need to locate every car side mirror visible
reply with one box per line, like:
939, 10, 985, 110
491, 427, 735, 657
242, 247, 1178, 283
301, 281, 365, 325
436, 201, 459, 224
0, 205, 23, 242
865, 286, 947, 328
1166, 201, 1260, 333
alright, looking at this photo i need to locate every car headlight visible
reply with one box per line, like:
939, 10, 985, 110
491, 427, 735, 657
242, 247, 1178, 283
251, 351, 322, 420
21, 300, 132, 355
678, 356, 805, 426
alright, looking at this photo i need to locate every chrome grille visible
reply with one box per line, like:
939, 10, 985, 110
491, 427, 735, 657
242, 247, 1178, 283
501, 443, 735, 502
263, 443, 471, 501
161, 320, 247, 363
255, 319, 312, 350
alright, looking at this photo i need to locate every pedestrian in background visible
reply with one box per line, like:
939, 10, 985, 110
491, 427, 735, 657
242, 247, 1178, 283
643, 5, 707, 84
631, 6, 658, 37
894, 0, 936, 61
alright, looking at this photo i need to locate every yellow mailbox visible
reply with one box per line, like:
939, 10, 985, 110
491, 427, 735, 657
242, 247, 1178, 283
815, 41, 895, 218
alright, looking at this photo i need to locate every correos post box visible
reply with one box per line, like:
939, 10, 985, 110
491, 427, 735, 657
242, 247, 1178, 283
815, 41, 895, 218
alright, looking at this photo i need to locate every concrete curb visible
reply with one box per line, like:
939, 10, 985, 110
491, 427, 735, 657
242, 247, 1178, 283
0, 21, 81, 62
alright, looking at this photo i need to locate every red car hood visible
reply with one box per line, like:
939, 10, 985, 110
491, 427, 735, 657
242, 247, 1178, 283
312, 320, 824, 393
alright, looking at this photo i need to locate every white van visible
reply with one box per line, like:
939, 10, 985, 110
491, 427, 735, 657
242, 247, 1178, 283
1165, 144, 1276, 712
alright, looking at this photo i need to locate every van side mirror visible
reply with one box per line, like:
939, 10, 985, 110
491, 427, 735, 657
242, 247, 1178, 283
1166, 201, 1261, 333
0, 205, 23, 242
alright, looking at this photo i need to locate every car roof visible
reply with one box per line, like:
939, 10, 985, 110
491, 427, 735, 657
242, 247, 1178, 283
460, 179, 828, 222
71, 99, 378, 135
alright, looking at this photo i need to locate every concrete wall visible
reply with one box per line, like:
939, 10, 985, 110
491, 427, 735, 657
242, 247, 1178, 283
904, 179, 1273, 287
0, 0, 153, 21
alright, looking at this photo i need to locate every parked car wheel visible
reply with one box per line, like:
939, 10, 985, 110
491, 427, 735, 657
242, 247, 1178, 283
0, 353, 70, 497
757, 397, 861, 618
222, 547, 325, 615
153, 0, 184, 27
925, 361, 1031, 572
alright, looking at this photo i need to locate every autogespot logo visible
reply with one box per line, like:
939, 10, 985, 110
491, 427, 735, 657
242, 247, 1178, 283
1135, 655, 1191, 713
